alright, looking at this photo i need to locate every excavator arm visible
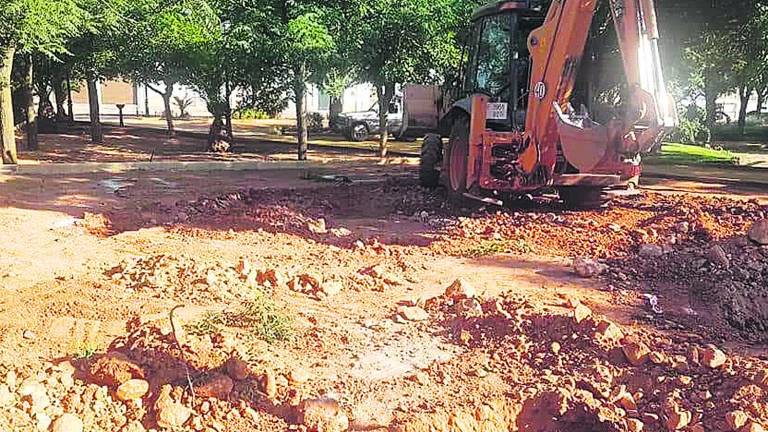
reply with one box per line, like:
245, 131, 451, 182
521, 0, 677, 177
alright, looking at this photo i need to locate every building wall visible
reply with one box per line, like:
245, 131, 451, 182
280, 83, 378, 119
63, 79, 379, 120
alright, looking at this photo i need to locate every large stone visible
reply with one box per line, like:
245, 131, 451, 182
725, 410, 748, 431
18, 380, 49, 412
35, 413, 52, 431
89, 352, 145, 387
398, 306, 429, 322
626, 418, 644, 432
596, 320, 624, 342
51, 414, 83, 432
298, 398, 349, 432
573, 304, 592, 324
701, 345, 727, 369
639, 244, 665, 258
707, 245, 730, 267
194, 373, 234, 399
116, 379, 149, 401
225, 357, 251, 381
664, 405, 691, 430
444, 279, 477, 300
745, 421, 766, 432
573, 257, 608, 278
155, 385, 192, 429
0, 384, 14, 407
622, 340, 650, 366
748, 219, 768, 245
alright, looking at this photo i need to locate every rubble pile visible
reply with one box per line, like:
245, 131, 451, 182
434, 193, 766, 259
424, 286, 768, 432
105, 255, 293, 303
608, 218, 768, 341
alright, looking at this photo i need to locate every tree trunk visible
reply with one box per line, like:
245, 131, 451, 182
704, 72, 718, 129
737, 85, 750, 136
329, 96, 343, 130
293, 73, 308, 161
53, 74, 67, 121
0, 45, 17, 164
161, 79, 176, 137
376, 82, 395, 159
66, 73, 74, 123
21, 55, 38, 151
757, 88, 766, 116
87, 78, 103, 143
224, 81, 233, 142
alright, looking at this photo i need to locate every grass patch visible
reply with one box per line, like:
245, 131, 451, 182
71, 341, 99, 360
649, 142, 740, 166
461, 238, 532, 257
185, 290, 293, 343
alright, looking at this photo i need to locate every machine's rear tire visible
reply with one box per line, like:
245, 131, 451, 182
419, 134, 442, 188
559, 186, 606, 210
443, 116, 471, 203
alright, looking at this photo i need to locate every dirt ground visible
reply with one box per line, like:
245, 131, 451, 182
15, 124, 382, 164
0, 161, 767, 432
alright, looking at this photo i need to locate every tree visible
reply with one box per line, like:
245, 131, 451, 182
283, 11, 335, 160
66, 0, 130, 144
117, 0, 219, 137
0, 0, 84, 163
351, 0, 462, 158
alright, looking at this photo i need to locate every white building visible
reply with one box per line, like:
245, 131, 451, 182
66, 79, 378, 120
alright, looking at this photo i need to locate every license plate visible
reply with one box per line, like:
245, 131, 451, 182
487, 102, 508, 120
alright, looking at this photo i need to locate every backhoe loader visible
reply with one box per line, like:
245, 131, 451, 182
416, 0, 678, 207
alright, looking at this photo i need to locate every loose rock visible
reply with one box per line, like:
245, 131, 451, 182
726, 410, 748, 430
89, 352, 145, 387
748, 219, 768, 245
116, 379, 149, 401
639, 244, 664, 258
573, 304, 592, 324
51, 413, 83, 432
195, 373, 234, 399
155, 385, 192, 429
622, 340, 650, 366
398, 306, 429, 322
444, 278, 477, 300
573, 257, 608, 278
701, 345, 727, 369
298, 398, 349, 432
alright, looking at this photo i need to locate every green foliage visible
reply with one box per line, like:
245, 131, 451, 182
233, 108, 270, 120
0, 0, 85, 57
353, 0, 464, 87
173, 95, 194, 119
307, 112, 324, 131
71, 340, 99, 359
117, 0, 220, 86
185, 289, 293, 344
669, 105, 711, 145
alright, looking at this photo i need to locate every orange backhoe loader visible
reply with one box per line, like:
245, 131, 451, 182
416, 0, 678, 207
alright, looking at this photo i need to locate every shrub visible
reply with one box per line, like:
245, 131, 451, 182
669, 105, 710, 145
233, 108, 270, 120
307, 112, 324, 131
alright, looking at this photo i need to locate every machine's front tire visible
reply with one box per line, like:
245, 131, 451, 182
443, 116, 471, 203
559, 186, 606, 210
419, 134, 442, 188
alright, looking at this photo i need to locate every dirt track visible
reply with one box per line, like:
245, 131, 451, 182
0, 165, 767, 432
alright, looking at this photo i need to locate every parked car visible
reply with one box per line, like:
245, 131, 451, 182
336, 97, 404, 141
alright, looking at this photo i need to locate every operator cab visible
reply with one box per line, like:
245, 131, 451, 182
459, 1, 545, 131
